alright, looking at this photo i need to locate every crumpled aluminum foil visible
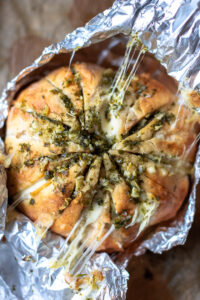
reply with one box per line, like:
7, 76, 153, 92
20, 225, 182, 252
0, 0, 200, 299
0, 212, 128, 300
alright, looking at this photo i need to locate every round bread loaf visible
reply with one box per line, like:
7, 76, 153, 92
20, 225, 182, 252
5, 63, 199, 251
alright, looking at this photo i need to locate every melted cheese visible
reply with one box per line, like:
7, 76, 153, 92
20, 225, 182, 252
100, 34, 147, 140
73, 225, 114, 276
52, 204, 104, 271
109, 34, 147, 111
100, 109, 123, 138
127, 193, 158, 235
51, 203, 114, 281
8, 178, 48, 212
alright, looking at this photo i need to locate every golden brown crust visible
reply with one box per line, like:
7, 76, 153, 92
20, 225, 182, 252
147, 175, 189, 226
46, 67, 83, 114
16, 73, 79, 129
108, 73, 175, 137
73, 62, 104, 110
6, 106, 87, 168
7, 162, 43, 196
19, 181, 64, 223
103, 153, 135, 215
51, 197, 83, 236
125, 73, 175, 132
5, 63, 198, 253
115, 104, 199, 163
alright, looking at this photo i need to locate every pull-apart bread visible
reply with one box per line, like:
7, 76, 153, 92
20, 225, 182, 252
5, 63, 200, 252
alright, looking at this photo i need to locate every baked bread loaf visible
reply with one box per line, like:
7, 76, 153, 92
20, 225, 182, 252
5, 63, 199, 252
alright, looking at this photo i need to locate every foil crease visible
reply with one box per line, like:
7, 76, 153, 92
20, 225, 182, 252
1, 213, 128, 299
0, 0, 200, 299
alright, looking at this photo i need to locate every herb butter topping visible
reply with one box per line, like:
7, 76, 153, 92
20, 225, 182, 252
5, 59, 195, 255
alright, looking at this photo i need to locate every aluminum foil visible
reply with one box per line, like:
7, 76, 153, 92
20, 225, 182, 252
0, 0, 200, 299
0, 212, 128, 299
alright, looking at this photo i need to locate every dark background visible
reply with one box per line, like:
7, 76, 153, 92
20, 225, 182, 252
0, 1, 200, 299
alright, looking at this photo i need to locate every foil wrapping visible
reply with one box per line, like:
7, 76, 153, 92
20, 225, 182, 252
0, 0, 200, 299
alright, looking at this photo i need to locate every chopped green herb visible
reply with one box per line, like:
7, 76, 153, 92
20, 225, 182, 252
12, 285, 16, 291
123, 139, 140, 147
63, 78, 73, 87
50, 88, 60, 95
74, 73, 80, 83
114, 215, 131, 229
44, 170, 54, 179
76, 273, 87, 278
97, 198, 104, 206
19, 143, 31, 153
135, 82, 147, 99
29, 198, 35, 205
24, 159, 34, 167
